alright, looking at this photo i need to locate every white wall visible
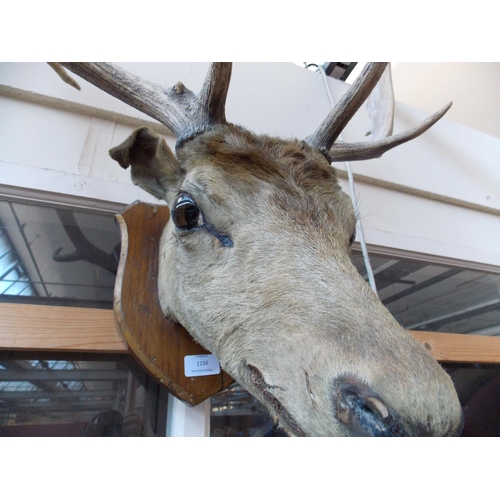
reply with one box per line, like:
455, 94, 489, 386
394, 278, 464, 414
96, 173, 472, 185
391, 62, 500, 139
0, 62, 499, 268
348, 63, 500, 139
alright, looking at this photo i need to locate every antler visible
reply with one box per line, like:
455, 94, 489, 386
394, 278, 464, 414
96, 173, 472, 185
58, 63, 232, 140
48, 63, 81, 90
365, 63, 394, 140
328, 102, 452, 162
307, 62, 452, 162
306, 63, 389, 152
54, 62, 450, 162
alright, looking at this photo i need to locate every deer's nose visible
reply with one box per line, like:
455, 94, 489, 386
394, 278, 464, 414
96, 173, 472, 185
334, 378, 407, 436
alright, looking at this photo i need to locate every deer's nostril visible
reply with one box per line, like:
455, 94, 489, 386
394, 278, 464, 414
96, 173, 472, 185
334, 378, 407, 437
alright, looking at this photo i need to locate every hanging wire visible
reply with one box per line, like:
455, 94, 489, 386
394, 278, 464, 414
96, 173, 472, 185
316, 65, 378, 293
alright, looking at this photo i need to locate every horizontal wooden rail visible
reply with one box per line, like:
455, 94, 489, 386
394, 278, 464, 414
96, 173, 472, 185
1, 303, 500, 363
0, 303, 128, 353
410, 330, 500, 364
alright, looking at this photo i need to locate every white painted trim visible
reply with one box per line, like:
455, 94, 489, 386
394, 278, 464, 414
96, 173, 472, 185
0, 160, 161, 208
0, 183, 125, 214
166, 395, 210, 437
357, 243, 500, 275
0, 84, 173, 136
362, 227, 500, 271
335, 168, 500, 217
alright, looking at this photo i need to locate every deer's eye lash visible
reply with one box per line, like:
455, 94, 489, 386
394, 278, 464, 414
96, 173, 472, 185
172, 193, 203, 231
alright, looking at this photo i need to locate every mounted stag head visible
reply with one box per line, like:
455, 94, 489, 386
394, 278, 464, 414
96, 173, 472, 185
54, 62, 462, 436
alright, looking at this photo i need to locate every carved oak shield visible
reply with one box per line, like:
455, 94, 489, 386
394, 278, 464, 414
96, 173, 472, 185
114, 201, 233, 406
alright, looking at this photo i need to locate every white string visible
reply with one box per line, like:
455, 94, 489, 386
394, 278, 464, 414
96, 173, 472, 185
317, 65, 378, 293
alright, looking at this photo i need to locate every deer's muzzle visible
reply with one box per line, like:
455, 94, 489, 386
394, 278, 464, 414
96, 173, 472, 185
334, 377, 463, 437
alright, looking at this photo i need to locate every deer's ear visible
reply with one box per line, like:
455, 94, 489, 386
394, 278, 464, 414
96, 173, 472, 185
110, 127, 181, 201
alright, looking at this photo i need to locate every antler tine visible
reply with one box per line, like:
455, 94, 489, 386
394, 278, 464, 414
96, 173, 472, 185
197, 63, 233, 126
48, 63, 81, 90
306, 62, 388, 153
328, 101, 453, 162
59, 63, 231, 138
366, 63, 394, 140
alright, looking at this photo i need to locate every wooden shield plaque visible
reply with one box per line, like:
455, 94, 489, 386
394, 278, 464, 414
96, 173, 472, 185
114, 201, 233, 406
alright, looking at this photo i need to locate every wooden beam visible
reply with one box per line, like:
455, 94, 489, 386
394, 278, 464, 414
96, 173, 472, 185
411, 330, 500, 364
0, 302, 128, 353
1, 302, 500, 363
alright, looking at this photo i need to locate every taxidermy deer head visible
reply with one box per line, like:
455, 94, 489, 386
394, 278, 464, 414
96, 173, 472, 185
52, 62, 462, 436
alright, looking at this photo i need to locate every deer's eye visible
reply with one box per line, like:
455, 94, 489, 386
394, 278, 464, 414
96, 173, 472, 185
172, 193, 203, 231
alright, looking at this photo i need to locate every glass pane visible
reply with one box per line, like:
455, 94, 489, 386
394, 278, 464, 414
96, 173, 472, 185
351, 249, 500, 336
210, 383, 286, 437
0, 200, 120, 308
0, 356, 168, 436
444, 363, 500, 436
